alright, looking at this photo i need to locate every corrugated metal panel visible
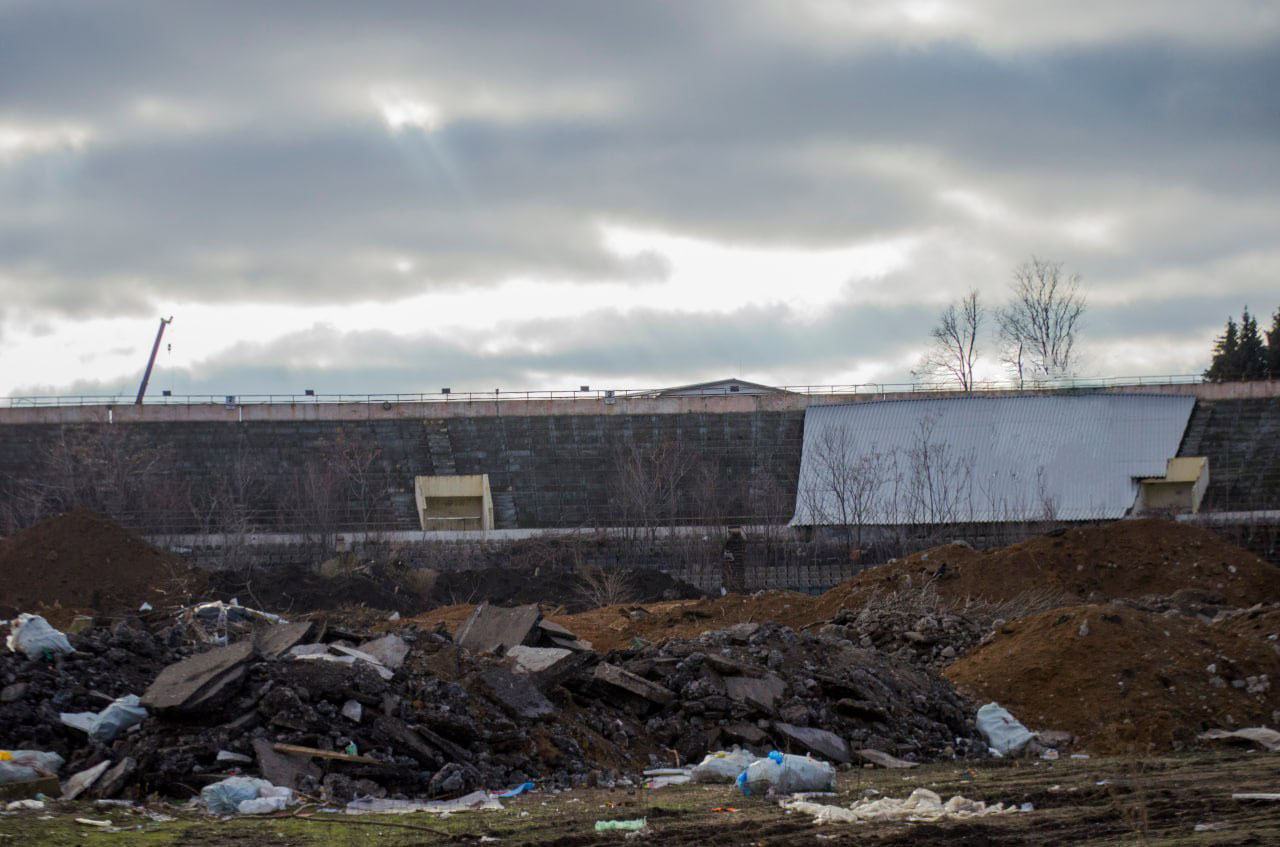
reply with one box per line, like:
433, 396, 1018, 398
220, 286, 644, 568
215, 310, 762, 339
791, 394, 1196, 525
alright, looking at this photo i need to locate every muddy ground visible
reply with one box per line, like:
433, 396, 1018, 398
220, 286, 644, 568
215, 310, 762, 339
5, 750, 1277, 846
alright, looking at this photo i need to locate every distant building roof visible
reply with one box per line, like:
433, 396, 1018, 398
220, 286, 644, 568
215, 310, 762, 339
647, 378, 787, 397
791, 394, 1196, 526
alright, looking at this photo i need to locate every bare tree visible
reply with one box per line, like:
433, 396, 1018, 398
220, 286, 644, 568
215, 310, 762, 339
998, 257, 1087, 386
915, 289, 983, 391
798, 424, 887, 556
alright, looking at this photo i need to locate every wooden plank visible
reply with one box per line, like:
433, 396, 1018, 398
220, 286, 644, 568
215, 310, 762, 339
271, 743, 381, 764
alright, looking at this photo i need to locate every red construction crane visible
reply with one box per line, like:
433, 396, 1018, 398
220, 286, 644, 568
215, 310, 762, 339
135, 316, 173, 404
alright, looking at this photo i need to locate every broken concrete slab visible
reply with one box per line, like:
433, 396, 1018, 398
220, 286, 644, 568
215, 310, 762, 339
724, 674, 786, 714
507, 645, 572, 674
724, 722, 769, 746
331, 645, 395, 679
253, 621, 314, 659
93, 757, 136, 798
359, 634, 411, 670
593, 662, 675, 707
62, 760, 110, 800
857, 748, 918, 769
477, 668, 557, 720
548, 636, 594, 652
725, 622, 761, 643
456, 603, 540, 654
141, 640, 254, 713
773, 722, 851, 764
535, 619, 578, 640
252, 737, 321, 791
706, 654, 765, 677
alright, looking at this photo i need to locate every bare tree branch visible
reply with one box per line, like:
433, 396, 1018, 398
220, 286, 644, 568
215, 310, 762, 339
915, 289, 983, 391
998, 257, 1087, 385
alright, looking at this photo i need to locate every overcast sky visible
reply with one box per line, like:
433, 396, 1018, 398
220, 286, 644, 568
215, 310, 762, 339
2, 1, 1277, 398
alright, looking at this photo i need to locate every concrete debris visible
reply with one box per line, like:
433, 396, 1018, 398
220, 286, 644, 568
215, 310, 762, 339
253, 621, 315, 659
94, 757, 136, 799
1, 608, 983, 805
477, 668, 557, 720
251, 738, 320, 792
593, 662, 676, 708
724, 674, 786, 713
141, 641, 254, 713
358, 634, 411, 670
772, 723, 851, 764
856, 748, 919, 769
62, 760, 111, 800
456, 603, 541, 654
507, 645, 572, 674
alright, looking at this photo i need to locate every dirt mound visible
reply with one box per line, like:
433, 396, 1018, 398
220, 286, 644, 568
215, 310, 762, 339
944, 603, 1280, 754
0, 510, 203, 622
814, 519, 1280, 620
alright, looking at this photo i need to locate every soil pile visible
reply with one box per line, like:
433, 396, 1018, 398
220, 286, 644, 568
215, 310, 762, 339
944, 603, 1280, 754
0, 511, 203, 622
814, 519, 1280, 619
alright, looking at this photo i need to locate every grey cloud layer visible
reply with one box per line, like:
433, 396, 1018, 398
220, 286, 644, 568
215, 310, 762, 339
1, 1, 1278, 385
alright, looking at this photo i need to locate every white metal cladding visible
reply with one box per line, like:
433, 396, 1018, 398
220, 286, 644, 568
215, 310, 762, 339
791, 394, 1197, 525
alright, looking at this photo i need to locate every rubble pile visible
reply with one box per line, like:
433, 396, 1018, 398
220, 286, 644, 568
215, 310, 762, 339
816, 605, 986, 671
1, 600, 984, 804
602, 621, 985, 766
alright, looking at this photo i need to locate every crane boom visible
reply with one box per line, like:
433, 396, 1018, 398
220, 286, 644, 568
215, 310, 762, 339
135, 316, 173, 404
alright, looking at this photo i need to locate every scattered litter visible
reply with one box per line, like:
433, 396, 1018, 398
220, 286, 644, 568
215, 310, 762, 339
0, 751, 63, 785
345, 791, 502, 814
1198, 727, 1280, 752
594, 818, 647, 831
5, 614, 74, 659
5, 799, 44, 810
201, 776, 293, 815
60, 694, 147, 743
691, 750, 756, 783
739, 752, 835, 795
493, 782, 535, 798
784, 788, 1019, 824
976, 703, 1037, 757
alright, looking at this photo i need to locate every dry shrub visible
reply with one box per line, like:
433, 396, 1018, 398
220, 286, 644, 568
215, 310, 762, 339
576, 565, 637, 610
398, 567, 440, 599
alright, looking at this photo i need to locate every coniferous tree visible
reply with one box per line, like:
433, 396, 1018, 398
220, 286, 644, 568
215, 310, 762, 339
1239, 308, 1268, 379
1267, 308, 1280, 378
1204, 316, 1240, 382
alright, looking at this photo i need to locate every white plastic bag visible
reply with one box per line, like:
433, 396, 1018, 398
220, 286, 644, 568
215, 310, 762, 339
976, 702, 1037, 756
0, 750, 65, 784
691, 749, 757, 783
202, 777, 274, 814
237, 785, 294, 814
5, 615, 74, 659
738, 751, 835, 795
60, 694, 147, 743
